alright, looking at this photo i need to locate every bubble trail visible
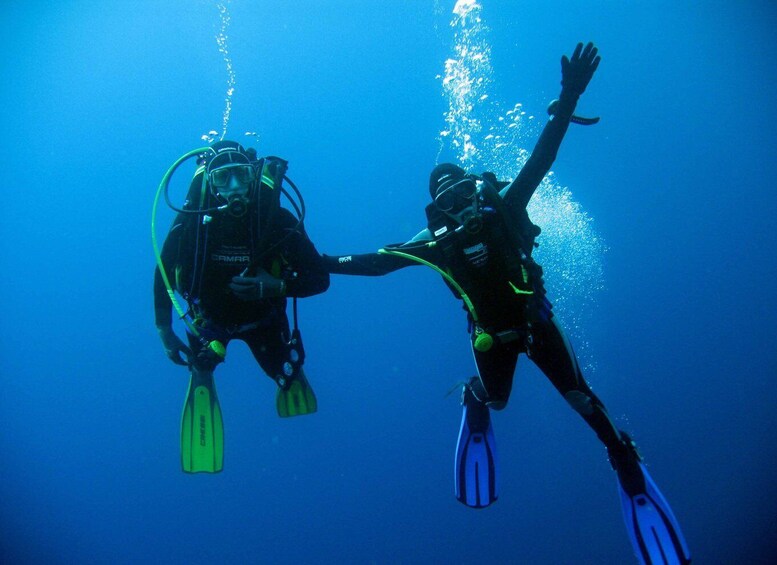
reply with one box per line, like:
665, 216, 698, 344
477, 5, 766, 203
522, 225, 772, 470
215, 1, 235, 141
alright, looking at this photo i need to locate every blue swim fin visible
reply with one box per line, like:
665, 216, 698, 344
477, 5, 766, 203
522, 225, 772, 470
454, 386, 498, 508
615, 442, 691, 564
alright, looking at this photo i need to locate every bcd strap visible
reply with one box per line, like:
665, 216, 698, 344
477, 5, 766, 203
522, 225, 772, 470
244, 156, 290, 275
259, 156, 288, 191
425, 203, 478, 300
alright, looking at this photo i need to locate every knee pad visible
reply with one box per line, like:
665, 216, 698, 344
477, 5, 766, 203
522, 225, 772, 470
564, 390, 595, 416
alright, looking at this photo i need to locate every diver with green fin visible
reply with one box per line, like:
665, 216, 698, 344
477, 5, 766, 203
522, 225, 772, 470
322, 43, 691, 564
152, 140, 329, 473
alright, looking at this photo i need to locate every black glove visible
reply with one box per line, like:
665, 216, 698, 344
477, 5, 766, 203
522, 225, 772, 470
229, 270, 286, 301
561, 42, 600, 97
157, 326, 192, 366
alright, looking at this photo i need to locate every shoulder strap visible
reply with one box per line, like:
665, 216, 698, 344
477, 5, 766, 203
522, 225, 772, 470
245, 156, 290, 274
479, 179, 538, 255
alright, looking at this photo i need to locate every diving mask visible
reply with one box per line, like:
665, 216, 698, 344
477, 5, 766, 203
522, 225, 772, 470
434, 176, 477, 212
435, 177, 486, 233
209, 163, 256, 217
209, 163, 256, 188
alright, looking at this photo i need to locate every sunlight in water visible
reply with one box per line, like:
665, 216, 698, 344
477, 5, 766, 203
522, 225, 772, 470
439, 0, 606, 370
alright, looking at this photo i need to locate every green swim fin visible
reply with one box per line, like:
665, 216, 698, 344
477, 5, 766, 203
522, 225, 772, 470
181, 367, 224, 473
276, 370, 317, 417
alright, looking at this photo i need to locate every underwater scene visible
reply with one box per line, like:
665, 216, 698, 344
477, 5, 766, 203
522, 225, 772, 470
2, 1, 776, 563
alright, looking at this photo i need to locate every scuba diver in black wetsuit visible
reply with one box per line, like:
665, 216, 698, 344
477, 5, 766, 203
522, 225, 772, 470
322, 43, 691, 564
153, 140, 329, 473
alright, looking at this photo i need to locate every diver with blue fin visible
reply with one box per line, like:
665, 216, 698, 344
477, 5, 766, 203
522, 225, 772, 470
322, 43, 690, 562
455, 383, 498, 508
153, 140, 329, 473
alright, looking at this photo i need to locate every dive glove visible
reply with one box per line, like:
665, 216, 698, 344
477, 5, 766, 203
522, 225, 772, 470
560, 42, 600, 97
157, 326, 192, 366
230, 270, 286, 301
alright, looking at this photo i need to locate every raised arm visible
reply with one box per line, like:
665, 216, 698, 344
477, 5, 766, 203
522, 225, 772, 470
502, 42, 600, 212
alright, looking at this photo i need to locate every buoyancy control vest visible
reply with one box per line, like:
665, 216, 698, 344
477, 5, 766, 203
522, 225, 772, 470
424, 176, 544, 302
183, 155, 291, 303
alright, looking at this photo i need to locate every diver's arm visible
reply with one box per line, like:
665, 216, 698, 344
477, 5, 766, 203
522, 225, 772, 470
278, 210, 331, 298
153, 222, 193, 365
323, 229, 434, 276
284, 241, 330, 298
230, 210, 330, 301
502, 42, 600, 212
322, 251, 412, 276
153, 269, 173, 327
500, 110, 573, 210
153, 223, 185, 328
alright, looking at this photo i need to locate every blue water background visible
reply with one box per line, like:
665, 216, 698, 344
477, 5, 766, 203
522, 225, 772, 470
2, 1, 776, 563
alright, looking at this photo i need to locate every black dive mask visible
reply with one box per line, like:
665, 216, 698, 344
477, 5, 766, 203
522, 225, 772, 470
209, 164, 256, 217
435, 176, 484, 234
434, 176, 477, 211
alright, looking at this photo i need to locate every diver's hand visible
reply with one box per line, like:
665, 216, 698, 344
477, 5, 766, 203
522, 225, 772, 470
229, 270, 286, 301
157, 326, 192, 366
561, 42, 600, 97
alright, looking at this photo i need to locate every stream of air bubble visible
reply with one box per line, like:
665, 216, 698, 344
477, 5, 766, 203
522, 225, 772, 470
201, 1, 236, 144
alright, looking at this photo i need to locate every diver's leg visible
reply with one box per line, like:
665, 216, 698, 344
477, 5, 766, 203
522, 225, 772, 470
243, 318, 316, 417
181, 331, 226, 473
455, 380, 499, 508
452, 339, 520, 507
186, 331, 228, 372
471, 338, 522, 410
242, 315, 291, 382
527, 315, 623, 449
529, 316, 691, 563
453, 342, 513, 508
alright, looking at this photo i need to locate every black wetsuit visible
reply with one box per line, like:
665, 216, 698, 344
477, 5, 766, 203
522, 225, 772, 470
322, 96, 624, 453
154, 181, 329, 379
